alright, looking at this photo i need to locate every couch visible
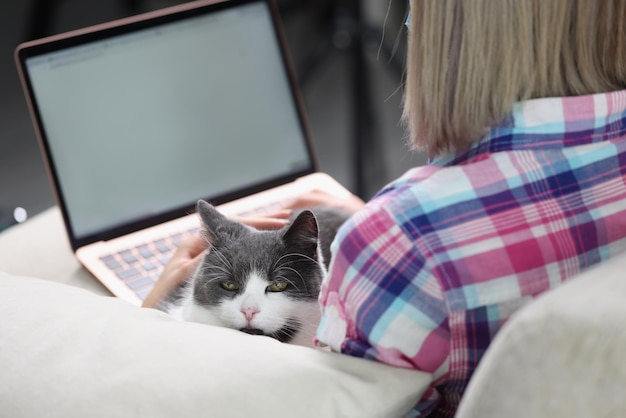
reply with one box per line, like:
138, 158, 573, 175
0, 207, 428, 418
1, 206, 625, 417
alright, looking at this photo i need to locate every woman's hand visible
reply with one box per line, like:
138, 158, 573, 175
142, 233, 207, 309
142, 210, 292, 309
283, 189, 366, 213
142, 194, 364, 309
230, 209, 293, 229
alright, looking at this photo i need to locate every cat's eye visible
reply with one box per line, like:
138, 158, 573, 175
220, 281, 238, 291
267, 280, 288, 292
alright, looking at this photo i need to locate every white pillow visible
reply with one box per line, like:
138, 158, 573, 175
0, 274, 429, 418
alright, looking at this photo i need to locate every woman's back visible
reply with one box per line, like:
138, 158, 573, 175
318, 89, 626, 416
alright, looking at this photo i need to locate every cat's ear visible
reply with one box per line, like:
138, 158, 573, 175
196, 200, 242, 246
283, 210, 319, 253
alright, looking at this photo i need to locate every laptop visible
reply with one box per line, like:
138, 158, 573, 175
15, 0, 352, 306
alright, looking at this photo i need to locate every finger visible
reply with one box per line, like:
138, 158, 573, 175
261, 209, 293, 219
232, 209, 292, 223
176, 233, 208, 258
282, 190, 334, 209
235, 216, 290, 230
181, 250, 205, 277
142, 234, 206, 309
283, 190, 362, 212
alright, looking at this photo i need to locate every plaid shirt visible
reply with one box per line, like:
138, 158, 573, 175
316, 90, 626, 417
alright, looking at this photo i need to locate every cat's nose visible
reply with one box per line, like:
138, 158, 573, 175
241, 306, 259, 321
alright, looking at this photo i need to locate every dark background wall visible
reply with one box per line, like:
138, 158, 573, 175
0, 0, 425, 226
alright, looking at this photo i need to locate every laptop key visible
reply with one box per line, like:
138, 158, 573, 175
100, 255, 122, 270
153, 239, 171, 254
142, 261, 158, 271
100, 228, 195, 299
118, 249, 138, 264
136, 244, 154, 259
116, 267, 141, 280
135, 287, 152, 300
125, 276, 155, 290
171, 233, 183, 245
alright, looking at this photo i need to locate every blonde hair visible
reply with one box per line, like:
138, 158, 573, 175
403, 0, 626, 156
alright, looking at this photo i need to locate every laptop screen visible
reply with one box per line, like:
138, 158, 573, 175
19, 0, 314, 243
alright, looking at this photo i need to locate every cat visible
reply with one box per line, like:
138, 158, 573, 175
162, 199, 351, 347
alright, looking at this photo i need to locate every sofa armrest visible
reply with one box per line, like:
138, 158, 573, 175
456, 253, 626, 417
0, 206, 109, 296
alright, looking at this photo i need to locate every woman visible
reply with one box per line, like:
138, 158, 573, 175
146, 0, 626, 415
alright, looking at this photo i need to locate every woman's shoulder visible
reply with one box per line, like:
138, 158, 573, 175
336, 165, 456, 244
349, 155, 519, 239
365, 163, 480, 219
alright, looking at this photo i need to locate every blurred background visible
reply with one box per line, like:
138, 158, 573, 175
0, 0, 426, 228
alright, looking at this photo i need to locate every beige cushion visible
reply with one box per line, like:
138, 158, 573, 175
456, 253, 626, 418
0, 207, 109, 295
0, 273, 429, 418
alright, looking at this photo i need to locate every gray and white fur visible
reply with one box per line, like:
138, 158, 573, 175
162, 200, 350, 347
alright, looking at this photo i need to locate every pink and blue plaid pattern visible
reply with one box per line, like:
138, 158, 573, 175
316, 90, 626, 416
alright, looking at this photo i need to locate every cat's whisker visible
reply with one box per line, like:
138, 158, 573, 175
263, 317, 318, 335
197, 269, 228, 280
199, 273, 229, 286
195, 273, 230, 294
291, 324, 319, 335
275, 267, 306, 289
208, 247, 234, 271
195, 269, 228, 280
273, 272, 300, 290
274, 264, 304, 277
164, 202, 350, 347
196, 262, 231, 277
274, 252, 320, 267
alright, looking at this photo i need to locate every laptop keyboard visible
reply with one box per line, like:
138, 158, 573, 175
99, 227, 200, 300
98, 199, 292, 301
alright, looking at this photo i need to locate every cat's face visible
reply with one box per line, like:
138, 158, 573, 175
185, 201, 324, 346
